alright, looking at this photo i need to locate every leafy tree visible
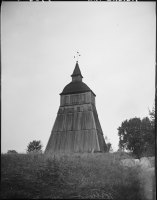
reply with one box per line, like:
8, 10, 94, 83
106, 142, 113, 152
7, 150, 18, 154
118, 117, 154, 158
148, 102, 156, 154
26, 140, 43, 154
140, 117, 155, 155
105, 136, 113, 152
149, 102, 155, 130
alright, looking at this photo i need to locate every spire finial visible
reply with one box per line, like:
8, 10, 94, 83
74, 51, 81, 62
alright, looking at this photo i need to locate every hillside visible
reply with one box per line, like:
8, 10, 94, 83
1, 152, 155, 199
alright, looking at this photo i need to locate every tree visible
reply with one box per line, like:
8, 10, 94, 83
106, 142, 113, 152
148, 102, 156, 154
26, 140, 43, 154
118, 117, 154, 158
149, 102, 155, 130
118, 118, 141, 157
140, 117, 155, 155
7, 150, 18, 154
105, 136, 113, 152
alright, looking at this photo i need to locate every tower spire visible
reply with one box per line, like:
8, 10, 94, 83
71, 60, 83, 82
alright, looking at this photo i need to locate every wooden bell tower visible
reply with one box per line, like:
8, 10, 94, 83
45, 61, 107, 154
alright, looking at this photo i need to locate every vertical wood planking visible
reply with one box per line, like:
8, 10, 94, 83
45, 91, 106, 154
60, 92, 95, 107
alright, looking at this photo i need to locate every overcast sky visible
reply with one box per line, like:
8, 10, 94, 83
2, 2, 155, 153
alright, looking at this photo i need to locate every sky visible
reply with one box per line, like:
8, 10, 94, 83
1, 1, 156, 153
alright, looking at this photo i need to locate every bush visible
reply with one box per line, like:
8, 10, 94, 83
26, 140, 43, 154
1, 152, 150, 199
7, 150, 18, 154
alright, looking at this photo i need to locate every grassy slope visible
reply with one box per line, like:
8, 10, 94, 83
1, 152, 154, 199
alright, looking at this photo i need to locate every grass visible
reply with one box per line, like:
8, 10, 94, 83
1, 152, 155, 199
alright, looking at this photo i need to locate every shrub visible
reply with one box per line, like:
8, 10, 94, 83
7, 150, 18, 154
1, 152, 152, 199
26, 140, 43, 154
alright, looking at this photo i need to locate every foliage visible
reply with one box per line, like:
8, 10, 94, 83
148, 102, 155, 130
7, 150, 18, 154
118, 117, 155, 158
1, 152, 149, 199
106, 142, 113, 152
26, 140, 43, 154
104, 136, 113, 152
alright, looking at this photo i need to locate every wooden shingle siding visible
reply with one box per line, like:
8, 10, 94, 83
45, 112, 106, 153
92, 110, 103, 134
45, 90, 106, 154
52, 111, 96, 132
60, 92, 95, 107
97, 130, 107, 152
45, 130, 102, 154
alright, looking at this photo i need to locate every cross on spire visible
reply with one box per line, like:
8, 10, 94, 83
74, 51, 81, 62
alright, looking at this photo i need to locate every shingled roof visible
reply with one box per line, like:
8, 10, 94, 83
60, 81, 96, 96
71, 61, 83, 78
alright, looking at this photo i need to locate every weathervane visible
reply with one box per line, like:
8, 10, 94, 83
74, 51, 81, 62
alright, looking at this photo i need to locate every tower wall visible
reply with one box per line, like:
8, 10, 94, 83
60, 92, 95, 107
45, 91, 107, 155
72, 75, 82, 82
